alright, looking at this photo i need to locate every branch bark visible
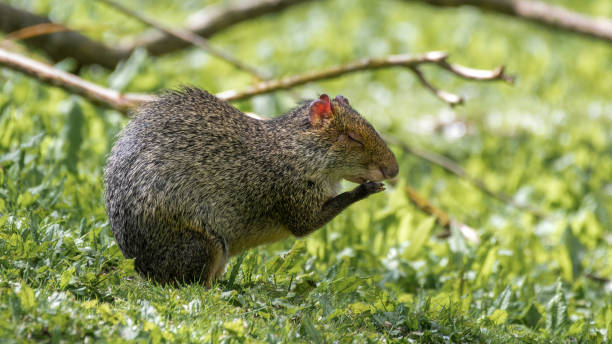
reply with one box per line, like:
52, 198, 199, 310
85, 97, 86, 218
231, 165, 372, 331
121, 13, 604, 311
409, 0, 612, 43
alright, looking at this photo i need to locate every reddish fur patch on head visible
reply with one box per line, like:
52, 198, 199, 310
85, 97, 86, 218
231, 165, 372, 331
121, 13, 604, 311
309, 94, 333, 127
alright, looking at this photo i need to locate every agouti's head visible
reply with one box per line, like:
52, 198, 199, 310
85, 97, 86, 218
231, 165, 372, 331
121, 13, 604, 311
308, 94, 399, 184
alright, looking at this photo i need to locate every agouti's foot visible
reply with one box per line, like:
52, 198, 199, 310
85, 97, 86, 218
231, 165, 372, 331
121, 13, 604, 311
360, 181, 385, 195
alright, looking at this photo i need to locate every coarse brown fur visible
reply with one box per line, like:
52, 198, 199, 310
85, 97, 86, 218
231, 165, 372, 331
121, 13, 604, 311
104, 88, 398, 285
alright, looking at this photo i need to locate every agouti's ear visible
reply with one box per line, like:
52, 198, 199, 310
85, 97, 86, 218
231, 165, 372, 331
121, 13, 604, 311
309, 94, 333, 127
335, 95, 349, 106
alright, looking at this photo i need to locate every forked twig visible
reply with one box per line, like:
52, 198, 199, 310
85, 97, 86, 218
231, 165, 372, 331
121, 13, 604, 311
217, 51, 513, 105
0, 48, 512, 109
409, 66, 463, 106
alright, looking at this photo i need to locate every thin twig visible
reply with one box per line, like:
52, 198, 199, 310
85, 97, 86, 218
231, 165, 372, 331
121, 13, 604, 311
384, 135, 549, 218
217, 51, 512, 104
96, 0, 266, 80
131, 0, 319, 56
406, 185, 451, 228
3, 23, 70, 41
409, 66, 463, 106
438, 61, 514, 83
1, 23, 72, 51
406, 185, 480, 243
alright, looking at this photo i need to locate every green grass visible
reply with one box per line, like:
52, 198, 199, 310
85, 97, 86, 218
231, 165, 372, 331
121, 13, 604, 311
1, 0, 612, 342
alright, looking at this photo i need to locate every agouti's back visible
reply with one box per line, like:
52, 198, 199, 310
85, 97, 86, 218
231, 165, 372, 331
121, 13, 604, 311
105, 88, 398, 285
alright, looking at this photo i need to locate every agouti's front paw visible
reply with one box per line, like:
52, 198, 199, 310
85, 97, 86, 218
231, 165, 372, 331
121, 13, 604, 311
360, 181, 385, 196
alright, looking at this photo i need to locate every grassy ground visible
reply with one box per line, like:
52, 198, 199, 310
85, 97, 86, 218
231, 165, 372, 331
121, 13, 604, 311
1, 0, 612, 342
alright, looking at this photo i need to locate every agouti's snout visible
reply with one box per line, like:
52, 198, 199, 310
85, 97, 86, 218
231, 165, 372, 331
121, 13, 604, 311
363, 159, 399, 182
381, 163, 399, 179
376, 147, 399, 180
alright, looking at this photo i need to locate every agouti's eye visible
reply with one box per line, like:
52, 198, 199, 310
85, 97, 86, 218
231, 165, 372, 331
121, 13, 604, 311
347, 132, 363, 146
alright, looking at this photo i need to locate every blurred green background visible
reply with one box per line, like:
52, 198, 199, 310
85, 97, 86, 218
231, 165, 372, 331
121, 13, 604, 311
1, 0, 611, 342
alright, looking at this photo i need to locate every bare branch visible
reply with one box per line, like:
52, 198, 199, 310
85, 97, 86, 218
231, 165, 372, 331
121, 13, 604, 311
96, 0, 266, 80
409, 0, 612, 44
405, 185, 480, 243
0, 0, 314, 69
0, 48, 152, 112
0, 2, 127, 69
131, 0, 320, 55
217, 51, 512, 102
384, 135, 549, 218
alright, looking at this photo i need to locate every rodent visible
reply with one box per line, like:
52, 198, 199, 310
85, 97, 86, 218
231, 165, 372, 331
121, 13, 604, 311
104, 88, 398, 285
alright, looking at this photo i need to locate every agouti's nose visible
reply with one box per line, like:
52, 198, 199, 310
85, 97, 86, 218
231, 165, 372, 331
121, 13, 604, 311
380, 164, 399, 179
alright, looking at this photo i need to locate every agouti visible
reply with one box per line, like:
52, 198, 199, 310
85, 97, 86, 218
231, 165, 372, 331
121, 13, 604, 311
105, 88, 398, 285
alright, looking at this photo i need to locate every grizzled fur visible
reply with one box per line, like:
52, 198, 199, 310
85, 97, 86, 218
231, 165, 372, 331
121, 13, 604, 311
105, 88, 398, 285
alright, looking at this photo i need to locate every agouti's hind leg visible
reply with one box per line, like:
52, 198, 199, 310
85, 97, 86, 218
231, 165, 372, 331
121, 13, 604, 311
213, 248, 229, 282
135, 230, 227, 286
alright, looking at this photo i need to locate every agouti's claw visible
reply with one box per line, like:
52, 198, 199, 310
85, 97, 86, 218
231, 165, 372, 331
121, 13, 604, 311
362, 181, 385, 195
